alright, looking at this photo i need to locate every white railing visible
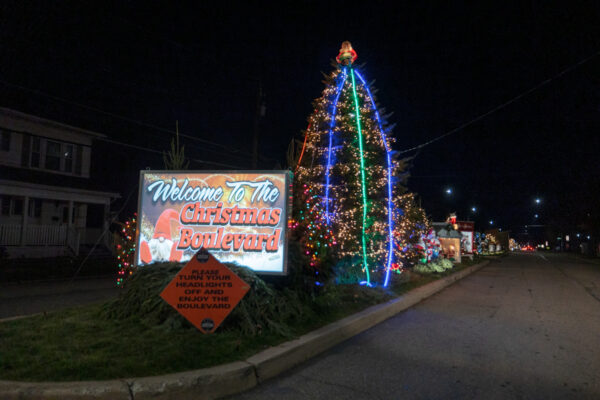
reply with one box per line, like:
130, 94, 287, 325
0, 225, 21, 245
25, 225, 67, 246
0, 225, 80, 254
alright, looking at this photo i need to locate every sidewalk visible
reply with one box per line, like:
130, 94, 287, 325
0, 276, 119, 319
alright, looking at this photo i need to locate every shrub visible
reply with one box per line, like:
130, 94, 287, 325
430, 262, 446, 273
439, 259, 454, 270
333, 256, 367, 284
414, 263, 433, 274
414, 259, 453, 274
102, 262, 305, 337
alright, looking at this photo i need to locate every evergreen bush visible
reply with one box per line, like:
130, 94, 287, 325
102, 262, 305, 337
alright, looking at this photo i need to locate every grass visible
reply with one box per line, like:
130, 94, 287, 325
0, 257, 483, 382
0, 285, 390, 382
0, 304, 285, 381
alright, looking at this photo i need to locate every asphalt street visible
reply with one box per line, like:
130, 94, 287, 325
0, 276, 119, 319
227, 253, 600, 399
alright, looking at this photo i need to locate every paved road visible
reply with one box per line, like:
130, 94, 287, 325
0, 276, 119, 319
228, 253, 600, 399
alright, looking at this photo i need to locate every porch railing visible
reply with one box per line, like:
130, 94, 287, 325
25, 225, 67, 246
0, 225, 21, 246
0, 225, 80, 255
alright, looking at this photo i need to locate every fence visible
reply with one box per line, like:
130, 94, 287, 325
0, 225, 80, 255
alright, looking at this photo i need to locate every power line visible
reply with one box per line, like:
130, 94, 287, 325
397, 49, 600, 155
1, 78, 279, 164
0, 78, 250, 156
97, 136, 243, 169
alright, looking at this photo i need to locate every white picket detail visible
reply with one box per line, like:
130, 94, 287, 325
0, 225, 21, 245
25, 225, 66, 245
0, 225, 79, 253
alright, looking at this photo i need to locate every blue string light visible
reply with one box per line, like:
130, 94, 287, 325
355, 70, 395, 287
324, 68, 348, 224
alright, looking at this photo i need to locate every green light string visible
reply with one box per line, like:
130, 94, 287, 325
350, 68, 370, 285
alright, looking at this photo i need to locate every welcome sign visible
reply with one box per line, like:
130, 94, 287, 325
135, 171, 291, 274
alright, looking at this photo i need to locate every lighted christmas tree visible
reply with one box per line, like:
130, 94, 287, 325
294, 42, 429, 287
115, 214, 138, 286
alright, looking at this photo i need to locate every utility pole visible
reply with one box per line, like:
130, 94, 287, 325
252, 81, 265, 169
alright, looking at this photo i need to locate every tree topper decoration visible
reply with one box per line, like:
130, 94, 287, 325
336, 41, 358, 65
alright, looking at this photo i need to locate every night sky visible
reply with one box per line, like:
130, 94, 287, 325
2, 2, 599, 239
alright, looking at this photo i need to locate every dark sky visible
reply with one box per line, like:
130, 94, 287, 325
1, 1, 599, 237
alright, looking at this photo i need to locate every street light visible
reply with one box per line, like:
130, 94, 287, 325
535, 198, 541, 204
471, 207, 477, 212
446, 188, 453, 195
534, 214, 539, 218
489, 220, 494, 225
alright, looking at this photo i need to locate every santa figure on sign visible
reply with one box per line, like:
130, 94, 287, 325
140, 209, 183, 264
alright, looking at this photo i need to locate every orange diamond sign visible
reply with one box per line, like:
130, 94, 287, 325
160, 249, 250, 333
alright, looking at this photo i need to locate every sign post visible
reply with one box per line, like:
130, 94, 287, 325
160, 248, 250, 333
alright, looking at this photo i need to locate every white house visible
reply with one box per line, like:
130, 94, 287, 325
0, 108, 120, 258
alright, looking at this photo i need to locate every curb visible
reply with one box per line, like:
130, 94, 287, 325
0, 260, 489, 400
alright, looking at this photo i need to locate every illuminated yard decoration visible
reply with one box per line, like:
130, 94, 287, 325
355, 71, 395, 287
295, 42, 429, 286
324, 69, 348, 224
115, 214, 138, 285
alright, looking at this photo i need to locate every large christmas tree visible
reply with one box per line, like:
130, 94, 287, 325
294, 41, 429, 287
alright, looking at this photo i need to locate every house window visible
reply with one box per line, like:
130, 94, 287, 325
64, 144, 74, 173
12, 198, 23, 215
25, 136, 82, 174
28, 198, 42, 218
0, 130, 10, 151
1, 195, 10, 215
74, 145, 82, 175
45, 141, 61, 171
0, 196, 25, 216
31, 137, 41, 168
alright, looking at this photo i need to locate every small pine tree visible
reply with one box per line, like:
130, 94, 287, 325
395, 193, 431, 262
163, 121, 189, 170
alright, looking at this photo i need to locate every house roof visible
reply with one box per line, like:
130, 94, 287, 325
0, 108, 106, 139
0, 165, 119, 196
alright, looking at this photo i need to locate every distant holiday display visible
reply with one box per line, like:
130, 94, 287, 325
136, 171, 291, 275
415, 229, 441, 263
294, 42, 429, 287
456, 221, 474, 253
